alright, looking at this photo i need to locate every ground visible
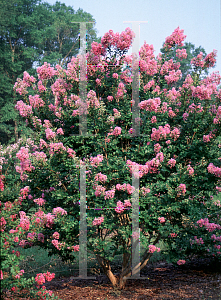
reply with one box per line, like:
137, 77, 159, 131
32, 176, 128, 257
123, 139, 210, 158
3, 258, 221, 299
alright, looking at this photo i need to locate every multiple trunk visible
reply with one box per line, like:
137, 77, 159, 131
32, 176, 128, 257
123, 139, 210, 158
95, 234, 161, 289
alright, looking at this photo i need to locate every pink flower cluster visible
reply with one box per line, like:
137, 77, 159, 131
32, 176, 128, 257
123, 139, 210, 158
116, 183, 135, 195
91, 41, 106, 56
187, 165, 194, 176
94, 172, 107, 183
144, 80, 155, 92
35, 271, 55, 285
176, 48, 187, 60
107, 95, 113, 102
113, 108, 121, 118
48, 142, 66, 155
87, 90, 100, 108
207, 163, 221, 177
15, 269, 24, 279
37, 80, 46, 93
29, 95, 45, 109
191, 52, 205, 68
197, 218, 221, 232
182, 74, 194, 89
177, 184, 186, 197
167, 158, 176, 168
138, 97, 161, 112
115, 200, 131, 213
34, 198, 45, 206
101, 27, 135, 51
164, 27, 187, 49
154, 143, 161, 153
204, 50, 217, 68
151, 124, 170, 141
89, 154, 103, 168
191, 84, 215, 101
51, 78, 72, 100
213, 106, 221, 124
167, 87, 181, 102
140, 187, 151, 196
108, 126, 122, 137
165, 70, 182, 85
92, 216, 104, 226
190, 236, 204, 245
14, 71, 36, 95
160, 59, 180, 76
158, 217, 166, 223
37, 62, 56, 81
116, 82, 126, 99
15, 100, 33, 118
211, 234, 221, 242
45, 128, 56, 140
148, 245, 161, 253
15, 147, 35, 182
52, 207, 67, 216
94, 184, 106, 197
104, 188, 115, 200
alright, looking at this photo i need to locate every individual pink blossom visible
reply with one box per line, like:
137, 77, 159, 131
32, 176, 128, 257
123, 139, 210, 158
107, 95, 113, 102
168, 158, 176, 168
177, 184, 186, 197
15, 269, 24, 279
151, 116, 157, 123
57, 128, 64, 135
92, 216, 104, 226
158, 217, 165, 223
115, 201, 125, 213
52, 232, 60, 239
38, 233, 44, 243
154, 143, 161, 153
140, 187, 150, 196
124, 200, 131, 207
177, 260, 186, 265
187, 165, 194, 176
35, 273, 46, 285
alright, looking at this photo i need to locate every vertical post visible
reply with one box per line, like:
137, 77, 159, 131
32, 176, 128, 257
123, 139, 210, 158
123, 21, 148, 278
71, 21, 95, 279
131, 165, 140, 278
79, 163, 87, 278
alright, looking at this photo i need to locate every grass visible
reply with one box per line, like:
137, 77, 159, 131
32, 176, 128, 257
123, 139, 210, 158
17, 240, 168, 280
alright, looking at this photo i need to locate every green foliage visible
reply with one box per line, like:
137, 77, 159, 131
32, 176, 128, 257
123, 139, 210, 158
0, 0, 100, 147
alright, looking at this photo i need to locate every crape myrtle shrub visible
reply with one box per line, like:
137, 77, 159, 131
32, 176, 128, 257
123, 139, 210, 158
1, 26, 221, 289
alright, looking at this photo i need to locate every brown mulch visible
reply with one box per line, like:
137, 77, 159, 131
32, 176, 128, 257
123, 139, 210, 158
3, 258, 221, 299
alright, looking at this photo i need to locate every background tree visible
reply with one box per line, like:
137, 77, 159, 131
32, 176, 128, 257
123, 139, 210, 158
0, 0, 99, 147
160, 41, 211, 87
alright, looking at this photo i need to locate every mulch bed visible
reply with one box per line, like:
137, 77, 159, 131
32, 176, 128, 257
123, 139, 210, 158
3, 258, 221, 299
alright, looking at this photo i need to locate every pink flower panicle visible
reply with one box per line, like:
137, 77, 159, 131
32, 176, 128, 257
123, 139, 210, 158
164, 27, 187, 49
148, 245, 161, 253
